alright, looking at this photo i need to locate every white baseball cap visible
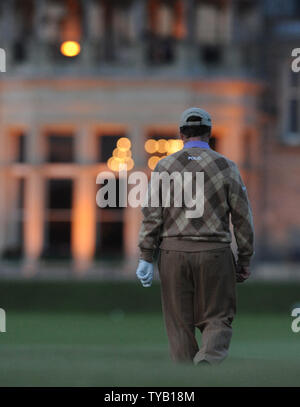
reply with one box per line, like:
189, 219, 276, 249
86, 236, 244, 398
179, 107, 212, 128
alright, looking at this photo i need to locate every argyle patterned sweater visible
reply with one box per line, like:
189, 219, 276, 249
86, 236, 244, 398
138, 146, 254, 267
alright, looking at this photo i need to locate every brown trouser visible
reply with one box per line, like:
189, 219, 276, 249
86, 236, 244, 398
158, 247, 237, 365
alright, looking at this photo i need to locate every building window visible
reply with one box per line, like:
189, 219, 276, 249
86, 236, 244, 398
38, 0, 82, 62
289, 99, 299, 134
234, 1, 261, 43
43, 179, 73, 258
263, 0, 300, 17
3, 178, 25, 259
103, 0, 136, 62
96, 178, 124, 258
96, 221, 124, 257
196, 0, 230, 65
13, 0, 34, 64
290, 70, 299, 87
85, 0, 136, 64
17, 133, 26, 163
98, 134, 121, 162
11, 131, 26, 163
47, 179, 73, 209
146, 0, 185, 66
282, 66, 300, 144
47, 133, 74, 163
97, 133, 133, 171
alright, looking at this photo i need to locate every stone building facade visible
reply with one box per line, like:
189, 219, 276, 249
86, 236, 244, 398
0, 0, 299, 274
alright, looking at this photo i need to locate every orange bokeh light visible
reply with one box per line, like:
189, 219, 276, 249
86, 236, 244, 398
113, 148, 132, 159
167, 139, 183, 154
117, 137, 131, 151
60, 41, 81, 57
145, 139, 158, 154
157, 139, 169, 154
148, 156, 160, 170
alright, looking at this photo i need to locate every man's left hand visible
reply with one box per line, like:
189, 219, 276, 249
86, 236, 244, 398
236, 265, 251, 283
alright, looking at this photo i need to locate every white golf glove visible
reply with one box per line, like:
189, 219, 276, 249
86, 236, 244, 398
136, 260, 154, 288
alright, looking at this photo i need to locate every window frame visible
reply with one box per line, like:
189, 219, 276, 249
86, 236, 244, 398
280, 59, 300, 145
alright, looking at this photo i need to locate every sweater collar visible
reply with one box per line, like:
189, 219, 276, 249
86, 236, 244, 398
183, 140, 210, 149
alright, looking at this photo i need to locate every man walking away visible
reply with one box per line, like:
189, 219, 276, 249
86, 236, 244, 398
136, 107, 254, 365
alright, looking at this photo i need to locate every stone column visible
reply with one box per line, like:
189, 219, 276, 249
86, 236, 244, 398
129, 124, 146, 169
71, 125, 96, 273
124, 206, 142, 266
71, 170, 96, 273
75, 124, 96, 164
23, 122, 44, 274
24, 170, 44, 269
123, 122, 146, 266
221, 122, 243, 165
26, 124, 44, 164
131, 0, 147, 70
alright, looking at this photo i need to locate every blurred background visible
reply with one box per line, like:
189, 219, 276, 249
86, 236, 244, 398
0, 0, 300, 279
0, 0, 300, 387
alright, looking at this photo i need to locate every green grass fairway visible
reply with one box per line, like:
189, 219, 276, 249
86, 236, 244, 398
0, 311, 299, 387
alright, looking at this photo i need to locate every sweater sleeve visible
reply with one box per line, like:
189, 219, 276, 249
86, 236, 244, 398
138, 163, 163, 262
228, 163, 255, 267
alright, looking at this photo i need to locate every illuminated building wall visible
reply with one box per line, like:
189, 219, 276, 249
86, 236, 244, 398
0, 77, 262, 273
0, 0, 299, 273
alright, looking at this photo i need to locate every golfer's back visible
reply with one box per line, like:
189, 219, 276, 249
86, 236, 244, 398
139, 145, 254, 267
136, 107, 255, 365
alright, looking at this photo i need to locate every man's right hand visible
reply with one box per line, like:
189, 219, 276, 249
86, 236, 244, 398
136, 260, 154, 287
236, 265, 251, 283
